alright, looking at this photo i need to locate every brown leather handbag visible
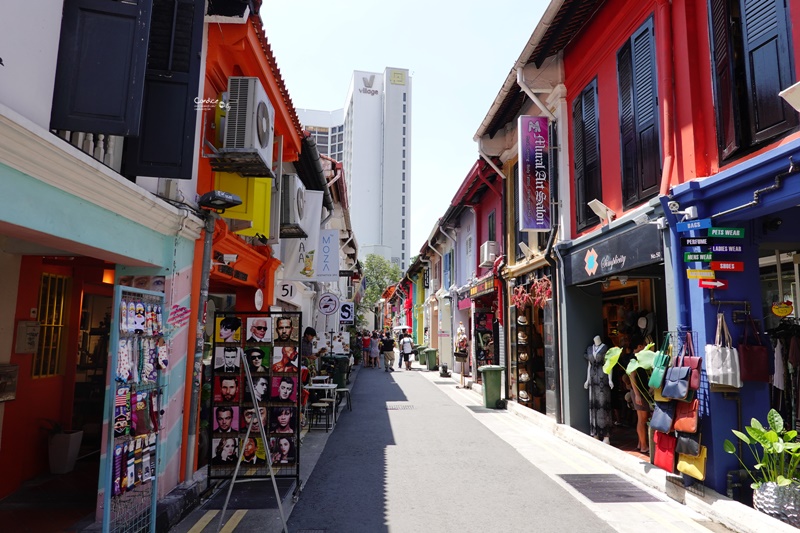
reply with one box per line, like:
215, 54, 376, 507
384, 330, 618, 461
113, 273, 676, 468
738, 316, 770, 382
673, 398, 699, 433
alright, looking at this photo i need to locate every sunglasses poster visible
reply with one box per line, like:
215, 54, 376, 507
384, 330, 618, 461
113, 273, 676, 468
246, 317, 272, 343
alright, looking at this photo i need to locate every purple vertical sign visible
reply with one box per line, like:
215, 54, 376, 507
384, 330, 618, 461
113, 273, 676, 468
517, 116, 551, 231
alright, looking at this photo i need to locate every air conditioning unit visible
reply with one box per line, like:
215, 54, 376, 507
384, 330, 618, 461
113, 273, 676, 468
280, 174, 307, 238
479, 241, 498, 267
222, 76, 275, 177
429, 278, 440, 292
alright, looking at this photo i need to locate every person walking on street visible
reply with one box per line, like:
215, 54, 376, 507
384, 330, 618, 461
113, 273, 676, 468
399, 333, 414, 370
361, 331, 372, 368
381, 334, 396, 372
370, 331, 381, 369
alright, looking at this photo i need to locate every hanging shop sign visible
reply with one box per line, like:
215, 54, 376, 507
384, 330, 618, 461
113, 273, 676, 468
339, 302, 354, 325
699, 279, 728, 290
684, 252, 712, 262
710, 261, 744, 272
469, 275, 496, 299
708, 227, 745, 238
687, 269, 715, 279
317, 292, 340, 315
676, 218, 712, 233
517, 115, 551, 231
772, 301, 794, 317
423, 269, 430, 289
565, 223, 662, 285
317, 229, 339, 281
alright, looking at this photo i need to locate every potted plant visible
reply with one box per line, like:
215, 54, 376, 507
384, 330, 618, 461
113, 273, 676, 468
42, 419, 84, 475
724, 409, 800, 527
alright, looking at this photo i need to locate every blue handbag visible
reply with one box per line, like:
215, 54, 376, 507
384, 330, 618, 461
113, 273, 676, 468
650, 401, 676, 433
661, 365, 691, 400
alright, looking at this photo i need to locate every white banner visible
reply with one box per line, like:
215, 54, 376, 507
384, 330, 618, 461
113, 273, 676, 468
281, 191, 324, 281
317, 229, 339, 281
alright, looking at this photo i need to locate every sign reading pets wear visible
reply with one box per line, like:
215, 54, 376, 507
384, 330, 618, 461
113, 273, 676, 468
517, 116, 551, 231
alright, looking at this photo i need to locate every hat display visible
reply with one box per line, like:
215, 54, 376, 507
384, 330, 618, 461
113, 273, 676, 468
518, 351, 529, 362
518, 390, 531, 402
518, 371, 531, 382
517, 315, 528, 326
517, 331, 528, 344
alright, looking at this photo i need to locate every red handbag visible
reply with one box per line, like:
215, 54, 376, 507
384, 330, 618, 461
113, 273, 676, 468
679, 334, 702, 390
738, 316, 770, 382
673, 398, 699, 433
653, 430, 677, 473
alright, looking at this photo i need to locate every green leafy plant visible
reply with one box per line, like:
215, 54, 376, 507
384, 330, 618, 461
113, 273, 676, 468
724, 409, 800, 488
40, 418, 64, 436
603, 343, 657, 407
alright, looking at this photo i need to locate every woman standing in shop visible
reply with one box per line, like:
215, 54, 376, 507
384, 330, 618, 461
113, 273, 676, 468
584, 335, 613, 444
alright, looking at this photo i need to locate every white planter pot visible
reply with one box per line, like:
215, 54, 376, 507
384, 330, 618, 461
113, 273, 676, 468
48, 430, 83, 474
753, 481, 800, 528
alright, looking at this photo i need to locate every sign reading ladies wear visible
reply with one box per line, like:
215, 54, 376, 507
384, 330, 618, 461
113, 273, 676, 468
517, 115, 551, 231
316, 229, 338, 281
281, 191, 323, 281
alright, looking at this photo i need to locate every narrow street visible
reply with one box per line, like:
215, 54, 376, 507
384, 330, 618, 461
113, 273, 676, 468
173, 360, 735, 533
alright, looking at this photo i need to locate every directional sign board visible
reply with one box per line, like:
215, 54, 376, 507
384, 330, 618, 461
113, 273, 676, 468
681, 237, 714, 247
676, 218, 712, 233
687, 269, 715, 279
711, 244, 743, 253
699, 279, 729, 290
684, 252, 712, 262
710, 261, 744, 272
709, 227, 745, 238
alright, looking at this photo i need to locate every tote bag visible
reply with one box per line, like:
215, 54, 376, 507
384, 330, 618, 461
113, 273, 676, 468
653, 430, 677, 474
738, 316, 770, 382
679, 333, 702, 390
677, 445, 707, 480
705, 312, 742, 387
648, 334, 672, 389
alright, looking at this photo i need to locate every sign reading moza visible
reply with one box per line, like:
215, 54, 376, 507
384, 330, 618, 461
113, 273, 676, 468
518, 116, 551, 231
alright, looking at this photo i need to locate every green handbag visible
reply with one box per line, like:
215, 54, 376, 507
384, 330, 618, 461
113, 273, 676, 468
648, 333, 672, 389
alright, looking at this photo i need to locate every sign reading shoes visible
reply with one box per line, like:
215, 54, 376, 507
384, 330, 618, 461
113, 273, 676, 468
360, 74, 378, 96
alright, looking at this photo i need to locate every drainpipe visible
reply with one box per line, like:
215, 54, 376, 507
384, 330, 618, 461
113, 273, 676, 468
516, 68, 557, 122
656, 0, 675, 197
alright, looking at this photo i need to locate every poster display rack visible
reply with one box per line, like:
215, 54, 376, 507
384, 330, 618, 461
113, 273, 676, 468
103, 286, 168, 533
208, 311, 302, 530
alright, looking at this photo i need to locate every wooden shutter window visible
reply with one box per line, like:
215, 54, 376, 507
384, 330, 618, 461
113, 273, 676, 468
709, 0, 740, 159
50, 0, 152, 135
573, 80, 601, 230
618, 41, 637, 206
740, 0, 797, 143
632, 20, 660, 200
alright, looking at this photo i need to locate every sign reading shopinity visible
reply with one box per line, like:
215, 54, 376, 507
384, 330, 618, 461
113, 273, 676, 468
708, 227, 745, 238
517, 115, 551, 231
687, 269, 715, 279
699, 279, 729, 290
684, 252, 712, 262
711, 261, 744, 272
676, 218, 712, 233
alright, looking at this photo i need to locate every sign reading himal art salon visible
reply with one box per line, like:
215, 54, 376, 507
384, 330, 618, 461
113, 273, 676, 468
518, 116, 551, 231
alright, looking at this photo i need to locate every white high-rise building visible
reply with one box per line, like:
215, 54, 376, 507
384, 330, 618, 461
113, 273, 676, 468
297, 67, 411, 270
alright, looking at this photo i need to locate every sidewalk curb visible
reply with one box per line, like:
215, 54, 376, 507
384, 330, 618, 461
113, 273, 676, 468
443, 370, 795, 533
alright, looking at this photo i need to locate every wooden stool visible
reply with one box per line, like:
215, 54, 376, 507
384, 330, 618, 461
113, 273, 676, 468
336, 388, 351, 411
309, 402, 330, 432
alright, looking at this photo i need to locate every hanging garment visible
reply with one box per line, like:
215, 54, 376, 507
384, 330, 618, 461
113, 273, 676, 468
585, 343, 612, 439
774, 338, 785, 391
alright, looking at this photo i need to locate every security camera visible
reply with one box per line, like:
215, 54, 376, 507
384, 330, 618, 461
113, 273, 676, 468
667, 200, 680, 214
222, 254, 238, 265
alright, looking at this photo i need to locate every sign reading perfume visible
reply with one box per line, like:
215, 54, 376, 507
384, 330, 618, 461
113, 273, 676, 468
518, 116, 551, 231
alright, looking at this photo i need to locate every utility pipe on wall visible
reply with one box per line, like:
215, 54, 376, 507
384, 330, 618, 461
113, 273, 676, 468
516, 68, 557, 122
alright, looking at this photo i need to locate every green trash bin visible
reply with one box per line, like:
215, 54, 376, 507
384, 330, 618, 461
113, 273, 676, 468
414, 345, 427, 367
478, 365, 505, 408
331, 355, 349, 389
425, 348, 438, 371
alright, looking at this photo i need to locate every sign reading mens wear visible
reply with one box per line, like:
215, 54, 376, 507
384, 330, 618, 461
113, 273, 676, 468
564, 223, 663, 286
339, 302, 354, 325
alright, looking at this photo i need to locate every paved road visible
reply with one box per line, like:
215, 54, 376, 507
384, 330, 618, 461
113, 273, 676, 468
174, 361, 733, 533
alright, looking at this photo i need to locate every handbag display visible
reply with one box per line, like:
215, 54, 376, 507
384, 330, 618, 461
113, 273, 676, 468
679, 334, 702, 390
648, 334, 672, 389
652, 387, 669, 402
705, 312, 743, 388
650, 401, 675, 433
677, 445, 707, 480
675, 432, 701, 457
673, 397, 699, 433
653, 430, 677, 473
661, 365, 691, 400
738, 316, 771, 382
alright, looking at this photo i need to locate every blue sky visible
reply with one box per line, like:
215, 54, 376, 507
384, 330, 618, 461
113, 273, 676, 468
261, 1, 548, 256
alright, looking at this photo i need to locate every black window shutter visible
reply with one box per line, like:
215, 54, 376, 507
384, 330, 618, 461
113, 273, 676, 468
583, 81, 602, 225
573, 96, 587, 228
740, 0, 797, 143
618, 40, 637, 206
123, 0, 205, 180
709, 0, 741, 159
632, 19, 660, 200
50, 0, 152, 135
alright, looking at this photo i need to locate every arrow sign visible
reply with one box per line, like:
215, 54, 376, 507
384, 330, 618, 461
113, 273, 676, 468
711, 261, 744, 272
676, 218, 712, 233
709, 227, 745, 238
699, 279, 729, 290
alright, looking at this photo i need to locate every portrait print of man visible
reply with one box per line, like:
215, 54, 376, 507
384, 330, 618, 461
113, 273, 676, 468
245, 347, 269, 374
246, 317, 272, 343
274, 315, 297, 343
214, 406, 239, 433
270, 376, 297, 402
241, 406, 268, 432
214, 376, 240, 403
214, 347, 241, 372
271, 346, 299, 373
